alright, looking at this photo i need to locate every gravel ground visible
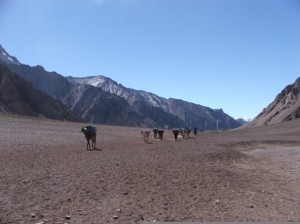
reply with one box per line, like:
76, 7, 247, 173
0, 114, 300, 224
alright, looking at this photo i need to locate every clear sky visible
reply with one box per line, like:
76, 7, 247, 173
0, 0, 299, 120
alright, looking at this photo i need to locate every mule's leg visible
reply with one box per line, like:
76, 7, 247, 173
91, 136, 96, 149
87, 140, 91, 150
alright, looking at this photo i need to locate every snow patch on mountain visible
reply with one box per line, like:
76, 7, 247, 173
68, 76, 106, 87
68, 75, 170, 111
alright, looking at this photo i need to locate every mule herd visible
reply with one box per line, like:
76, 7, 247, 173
141, 128, 197, 144
81, 125, 197, 150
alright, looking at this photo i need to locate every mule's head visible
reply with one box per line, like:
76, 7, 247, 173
81, 127, 88, 134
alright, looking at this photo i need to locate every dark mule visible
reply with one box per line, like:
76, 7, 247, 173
81, 126, 97, 150
172, 129, 180, 140
193, 127, 197, 136
157, 129, 164, 140
153, 128, 164, 140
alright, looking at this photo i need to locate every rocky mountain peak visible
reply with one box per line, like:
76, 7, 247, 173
0, 44, 21, 65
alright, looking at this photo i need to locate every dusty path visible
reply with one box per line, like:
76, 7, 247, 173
0, 114, 300, 223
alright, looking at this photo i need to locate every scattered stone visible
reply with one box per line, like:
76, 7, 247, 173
100, 178, 104, 182
214, 199, 220, 204
123, 192, 128, 196
113, 215, 118, 219
250, 205, 254, 208
35, 222, 44, 224
117, 209, 122, 213
193, 185, 197, 188
65, 215, 71, 220
31, 213, 36, 218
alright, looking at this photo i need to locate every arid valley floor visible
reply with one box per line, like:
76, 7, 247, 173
1, 114, 300, 224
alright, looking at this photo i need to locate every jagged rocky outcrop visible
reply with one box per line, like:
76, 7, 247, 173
246, 78, 300, 128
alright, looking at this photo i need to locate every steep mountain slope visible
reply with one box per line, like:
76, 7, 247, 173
167, 98, 239, 131
7, 64, 183, 127
8, 64, 75, 103
63, 83, 156, 126
246, 77, 300, 128
1, 43, 241, 129
67, 76, 170, 111
0, 44, 20, 65
0, 63, 81, 121
69, 76, 241, 130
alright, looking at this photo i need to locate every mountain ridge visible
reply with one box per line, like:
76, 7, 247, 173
0, 63, 82, 122
68, 75, 241, 130
0, 44, 21, 65
245, 77, 300, 128
1, 43, 241, 129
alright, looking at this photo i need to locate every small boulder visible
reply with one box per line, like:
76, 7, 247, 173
65, 215, 71, 220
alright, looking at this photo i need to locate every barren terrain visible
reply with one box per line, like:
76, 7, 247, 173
1, 114, 300, 224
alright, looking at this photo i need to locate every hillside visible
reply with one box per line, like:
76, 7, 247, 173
68, 76, 241, 130
246, 77, 300, 128
0, 63, 82, 122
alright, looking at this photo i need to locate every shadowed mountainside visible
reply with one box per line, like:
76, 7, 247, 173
8, 64, 185, 127
0, 63, 82, 122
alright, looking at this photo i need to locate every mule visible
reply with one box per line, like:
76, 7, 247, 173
81, 126, 97, 150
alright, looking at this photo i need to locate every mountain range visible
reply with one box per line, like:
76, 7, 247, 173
6, 61, 239, 129
5, 43, 297, 130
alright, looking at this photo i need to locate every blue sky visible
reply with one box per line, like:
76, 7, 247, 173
0, 0, 299, 120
